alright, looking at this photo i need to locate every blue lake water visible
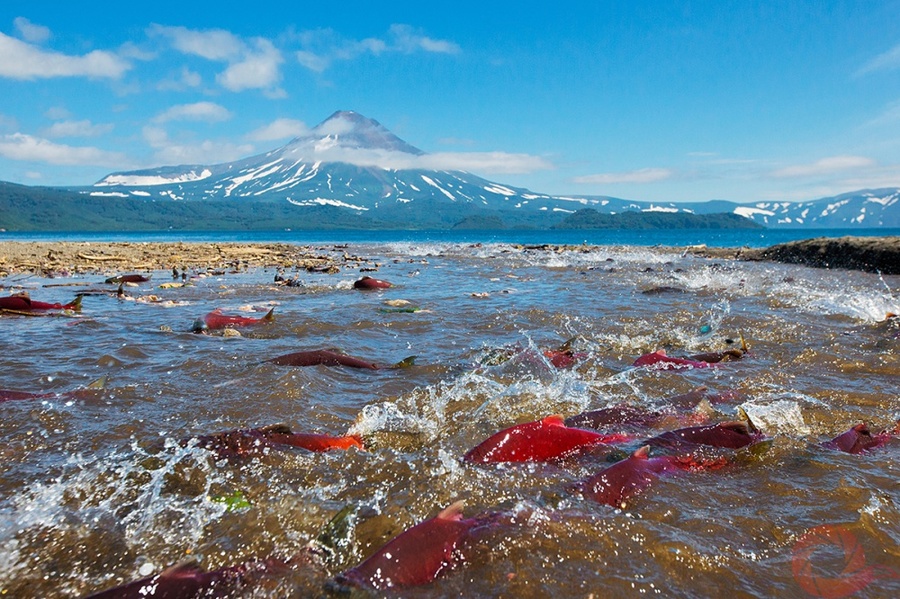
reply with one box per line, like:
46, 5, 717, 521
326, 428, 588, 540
3, 227, 899, 247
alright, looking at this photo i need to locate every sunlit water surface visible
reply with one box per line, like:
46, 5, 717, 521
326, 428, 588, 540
1, 242, 898, 598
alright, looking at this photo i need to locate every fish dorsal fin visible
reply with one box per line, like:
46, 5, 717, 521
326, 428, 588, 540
542, 414, 566, 427
260, 423, 293, 435
86, 376, 107, 389
391, 355, 417, 369
437, 500, 466, 521
263, 307, 275, 321
656, 349, 667, 356
159, 561, 204, 580
719, 421, 749, 435
633, 445, 651, 459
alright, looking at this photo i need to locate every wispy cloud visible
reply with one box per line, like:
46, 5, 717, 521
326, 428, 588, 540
42, 119, 114, 138
573, 167, 674, 184
0, 32, 130, 80
13, 17, 51, 44
298, 146, 551, 175
246, 118, 309, 142
142, 126, 254, 165
152, 102, 232, 124
294, 24, 460, 73
147, 24, 244, 61
156, 66, 203, 91
770, 155, 875, 178
387, 24, 460, 54
0, 133, 127, 166
149, 24, 284, 95
857, 43, 900, 76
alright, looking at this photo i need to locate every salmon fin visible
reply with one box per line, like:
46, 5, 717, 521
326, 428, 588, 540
739, 331, 749, 352
391, 355, 417, 369
86, 376, 107, 390
263, 307, 275, 322
542, 414, 566, 426
737, 407, 761, 434
720, 421, 750, 435
260, 423, 293, 435
158, 560, 205, 579
437, 500, 466, 521
633, 445, 651, 459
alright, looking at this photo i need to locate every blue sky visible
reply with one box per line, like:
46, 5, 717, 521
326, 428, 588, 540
2, 1, 900, 203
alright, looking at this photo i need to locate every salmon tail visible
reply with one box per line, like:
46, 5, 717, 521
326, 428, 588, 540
391, 355, 417, 369
263, 307, 275, 322
313, 504, 356, 565
69, 294, 83, 312
739, 331, 749, 353
345, 434, 365, 450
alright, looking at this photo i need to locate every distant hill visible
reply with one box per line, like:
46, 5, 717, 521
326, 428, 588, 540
0, 110, 898, 231
552, 209, 762, 230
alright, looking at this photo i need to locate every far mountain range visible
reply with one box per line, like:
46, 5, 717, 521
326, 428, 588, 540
1, 110, 898, 231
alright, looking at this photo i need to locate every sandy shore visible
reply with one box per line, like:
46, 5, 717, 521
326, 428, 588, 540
0, 236, 898, 277
0, 241, 372, 277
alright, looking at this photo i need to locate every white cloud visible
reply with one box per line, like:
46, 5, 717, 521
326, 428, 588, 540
857, 43, 900, 76
246, 118, 309, 142
770, 155, 875, 178
150, 24, 284, 94
142, 125, 254, 165
0, 32, 130, 80
573, 168, 674, 184
152, 102, 232, 124
147, 24, 243, 61
294, 24, 459, 72
216, 38, 283, 92
0, 133, 127, 166
14, 17, 51, 44
42, 119, 114, 138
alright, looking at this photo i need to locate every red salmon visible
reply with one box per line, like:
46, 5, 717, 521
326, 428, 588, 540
0, 293, 82, 313
632, 349, 713, 370
192, 307, 274, 332
354, 276, 393, 289
573, 445, 691, 508
464, 414, 630, 463
822, 422, 896, 454
335, 501, 486, 590
267, 349, 415, 369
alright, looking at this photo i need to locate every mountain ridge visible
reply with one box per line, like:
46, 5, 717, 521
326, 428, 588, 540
2, 110, 898, 230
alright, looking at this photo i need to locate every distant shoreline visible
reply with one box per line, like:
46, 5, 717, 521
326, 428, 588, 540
1, 236, 899, 277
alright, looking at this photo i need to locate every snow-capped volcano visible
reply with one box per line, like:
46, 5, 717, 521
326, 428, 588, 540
92, 110, 569, 212
86, 110, 900, 228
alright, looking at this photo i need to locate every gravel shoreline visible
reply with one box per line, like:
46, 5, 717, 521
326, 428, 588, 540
0, 236, 898, 277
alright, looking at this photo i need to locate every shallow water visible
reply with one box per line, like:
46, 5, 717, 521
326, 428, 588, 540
1, 242, 899, 598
